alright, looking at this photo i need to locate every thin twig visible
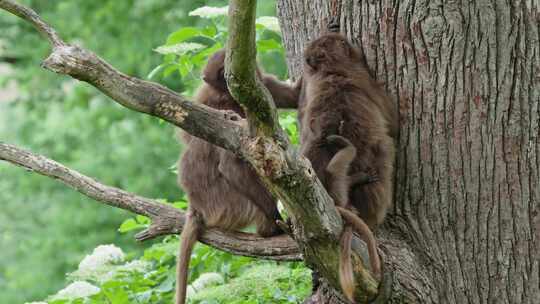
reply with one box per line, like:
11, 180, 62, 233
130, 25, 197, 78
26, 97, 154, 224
0, 0, 64, 47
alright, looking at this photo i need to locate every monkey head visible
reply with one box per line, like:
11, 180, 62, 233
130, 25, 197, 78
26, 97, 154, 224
303, 33, 364, 73
203, 50, 228, 92
202, 49, 266, 93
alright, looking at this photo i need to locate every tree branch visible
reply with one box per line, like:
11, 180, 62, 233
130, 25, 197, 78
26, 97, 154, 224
0, 142, 301, 261
0, 0, 63, 47
224, 1, 379, 301
225, 0, 283, 139
0, 0, 244, 153
0, 56, 19, 63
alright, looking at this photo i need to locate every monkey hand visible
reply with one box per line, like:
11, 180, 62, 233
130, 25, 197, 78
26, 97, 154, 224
326, 134, 353, 148
350, 168, 379, 186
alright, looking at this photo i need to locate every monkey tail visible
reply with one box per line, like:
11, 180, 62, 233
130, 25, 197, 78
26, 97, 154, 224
339, 225, 355, 303
176, 211, 203, 304
338, 206, 381, 277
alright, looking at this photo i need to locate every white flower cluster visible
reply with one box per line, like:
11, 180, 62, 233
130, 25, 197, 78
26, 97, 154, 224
186, 272, 225, 298
71, 244, 153, 285
78, 244, 125, 272
97, 259, 152, 282
189, 6, 228, 18
51, 281, 100, 300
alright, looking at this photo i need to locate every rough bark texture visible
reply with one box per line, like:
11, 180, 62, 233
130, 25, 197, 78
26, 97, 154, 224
278, 0, 539, 303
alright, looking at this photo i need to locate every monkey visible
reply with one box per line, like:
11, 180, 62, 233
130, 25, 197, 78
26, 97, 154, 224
298, 33, 397, 302
175, 49, 300, 304
302, 119, 382, 301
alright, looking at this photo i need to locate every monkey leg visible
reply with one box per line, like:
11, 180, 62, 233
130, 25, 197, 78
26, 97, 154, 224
325, 135, 356, 178
176, 210, 204, 304
217, 151, 282, 236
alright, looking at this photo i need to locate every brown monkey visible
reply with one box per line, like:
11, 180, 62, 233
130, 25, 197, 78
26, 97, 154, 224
299, 33, 397, 302
175, 50, 299, 304
303, 124, 382, 301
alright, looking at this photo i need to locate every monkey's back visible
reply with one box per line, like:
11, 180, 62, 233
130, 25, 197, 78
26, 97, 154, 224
178, 85, 272, 231
304, 73, 395, 227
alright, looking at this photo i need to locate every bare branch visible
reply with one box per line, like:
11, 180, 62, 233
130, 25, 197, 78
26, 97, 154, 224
0, 56, 19, 63
0, 0, 63, 47
0, 142, 301, 261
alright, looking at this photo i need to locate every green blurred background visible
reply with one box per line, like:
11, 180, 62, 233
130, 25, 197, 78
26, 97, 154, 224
0, 1, 307, 303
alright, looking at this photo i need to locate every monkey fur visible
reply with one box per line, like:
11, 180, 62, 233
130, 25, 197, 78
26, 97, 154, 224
299, 33, 397, 302
175, 50, 298, 304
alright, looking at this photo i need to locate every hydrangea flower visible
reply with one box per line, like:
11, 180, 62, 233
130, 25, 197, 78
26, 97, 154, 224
51, 281, 100, 300
78, 244, 125, 272
186, 272, 225, 298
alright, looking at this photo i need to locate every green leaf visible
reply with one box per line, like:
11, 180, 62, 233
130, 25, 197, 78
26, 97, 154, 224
118, 218, 139, 233
147, 64, 164, 80
163, 65, 178, 78
166, 27, 202, 44
154, 42, 205, 55
136, 215, 150, 224
202, 25, 218, 38
257, 39, 281, 52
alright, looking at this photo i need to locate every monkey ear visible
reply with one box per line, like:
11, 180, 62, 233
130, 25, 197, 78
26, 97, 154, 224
309, 117, 316, 133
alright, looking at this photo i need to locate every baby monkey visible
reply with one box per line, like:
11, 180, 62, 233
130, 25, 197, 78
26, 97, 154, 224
299, 33, 397, 302
176, 50, 299, 304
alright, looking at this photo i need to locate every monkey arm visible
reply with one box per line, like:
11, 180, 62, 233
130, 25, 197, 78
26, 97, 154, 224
262, 75, 301, 109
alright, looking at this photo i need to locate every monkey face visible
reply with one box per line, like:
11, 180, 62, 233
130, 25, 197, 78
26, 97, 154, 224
203, 50, 229, 92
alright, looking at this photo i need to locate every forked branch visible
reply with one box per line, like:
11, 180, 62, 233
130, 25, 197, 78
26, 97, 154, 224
0, 142, 301, 261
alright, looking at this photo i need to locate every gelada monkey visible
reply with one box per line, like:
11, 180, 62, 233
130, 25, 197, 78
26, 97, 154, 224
301, 119, 382, 302
175, 50, 299, 304
299, 33, 397, 301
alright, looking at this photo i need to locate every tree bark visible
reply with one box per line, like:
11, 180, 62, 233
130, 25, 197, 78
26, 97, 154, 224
278, 0, 539, 303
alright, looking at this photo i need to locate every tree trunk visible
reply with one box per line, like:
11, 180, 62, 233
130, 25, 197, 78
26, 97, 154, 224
278, 0, 540, 303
